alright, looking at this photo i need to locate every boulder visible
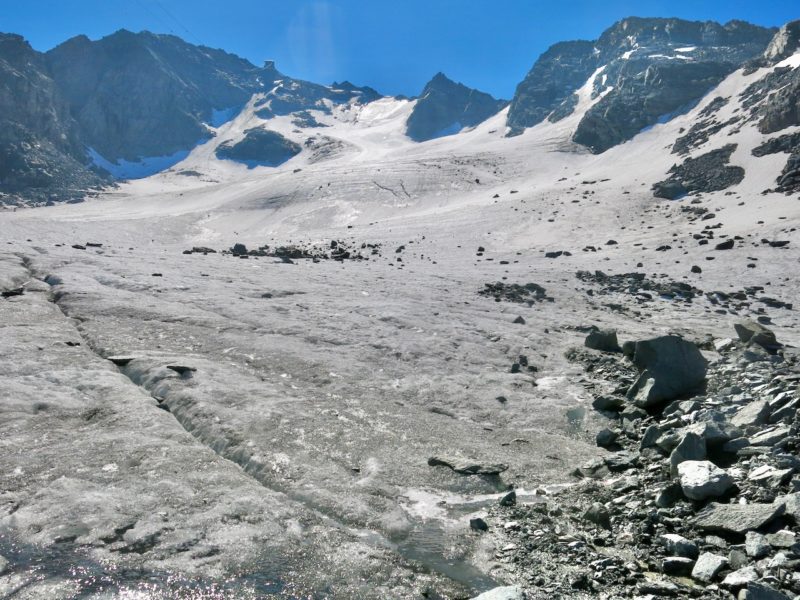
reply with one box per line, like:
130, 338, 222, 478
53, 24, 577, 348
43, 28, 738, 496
779, 492, 800, 524
734, 320, 781, 353
721, 566, 758, 588
678, 460, 734, 501
731, 398, 772, 429
662, 556, 694, 576
691, 552, 728, 582
626, 336, 708, 408
660, 533, 699, 559
694, 502, 785, 535
669, 432, 707, 477
744, 531, 770, 558
748, 425, 790, 447
739, 582, 791, 600
584, 328, 621, 352
582, 502, 611, 529
596, 428, 619, 448
427, 456, 508, 475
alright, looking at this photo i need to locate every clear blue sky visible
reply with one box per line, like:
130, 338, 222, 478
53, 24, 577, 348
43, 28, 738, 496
3, 1, 797, 98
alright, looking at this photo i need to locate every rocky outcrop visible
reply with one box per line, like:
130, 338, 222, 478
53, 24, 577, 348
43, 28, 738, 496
506, 41, 597, 134
653, 144, 744, 198
763, 20, 800, 63
215, 128, 301, 167
0, 34, 107, 205
45, 31, 381, 168
507, 17, 775, 152
406, 73, 506, 141
45, 30, 273, 163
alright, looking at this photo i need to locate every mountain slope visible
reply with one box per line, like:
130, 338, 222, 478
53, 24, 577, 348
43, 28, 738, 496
507, 18, 776, 152
0, 33, 107, 205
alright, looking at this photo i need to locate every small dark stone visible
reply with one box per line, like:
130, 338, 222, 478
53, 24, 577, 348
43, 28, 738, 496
470, 517, 489, 532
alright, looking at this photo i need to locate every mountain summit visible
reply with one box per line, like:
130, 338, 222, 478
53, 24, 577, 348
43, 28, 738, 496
507, 17, 776, 151
405, 72, 507, 142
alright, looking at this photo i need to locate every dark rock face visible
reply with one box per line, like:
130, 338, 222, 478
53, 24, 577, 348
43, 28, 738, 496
215, 128, 301, 167
46, 30, 273, 163
508, 18, 774, 151
653, 144, 744, 198
0, 34, 107, 205
506, 40, 597, 134
406, 73, 506, 141
45, 31, 380, 167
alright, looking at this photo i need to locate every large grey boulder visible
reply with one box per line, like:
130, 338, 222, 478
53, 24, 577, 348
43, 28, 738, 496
659, 533, 699, 559
626, 336, 708, 408
677, 461, 734, 501
691, 552, 728, 582
427, 456, 508, 475
734, 320, 781, 353
585, 328, 621, 352
694, 502, 785, 535
740, 581, 791, 600
732, 398, 772, 429
669, 431, 707, 477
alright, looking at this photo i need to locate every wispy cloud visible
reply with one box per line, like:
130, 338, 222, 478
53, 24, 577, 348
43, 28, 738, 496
285, 1, 340, 82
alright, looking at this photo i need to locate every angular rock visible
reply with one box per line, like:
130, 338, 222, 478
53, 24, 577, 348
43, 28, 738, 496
740, 582, 791, 600
583, 502, 611, 529
626, 336, 708, 408
745, 531, 770, 558
734, 320, 781, 353
592, 395, 625, 412
584, 328, 621, 352
499, 490, 517, 507
694, 502, 785, 535
596, 428, 619, 448
678, 460, 734, 501
731, 398, 772, 429
660, 533, 699, 559
691, 552, 728, 582
721, 565, 758, 588
748, 425, 790, 447
427, 456, 508, 475
669, 431, 707, 477
662, 556, 694, 576
778, 492, 800, 524
765, 529, 796, 548
470, 517, 489, 532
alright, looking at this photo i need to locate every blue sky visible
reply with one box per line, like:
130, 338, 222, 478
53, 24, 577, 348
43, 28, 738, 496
3, 1, 798, 98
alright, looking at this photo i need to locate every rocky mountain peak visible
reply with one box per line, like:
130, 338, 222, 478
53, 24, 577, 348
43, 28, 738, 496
763, 20, 800, 63
508, 16, 776, 152
406, 73, 507, 142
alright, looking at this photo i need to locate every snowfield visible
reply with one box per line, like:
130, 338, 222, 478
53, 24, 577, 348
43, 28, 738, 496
1, 55, 799, 598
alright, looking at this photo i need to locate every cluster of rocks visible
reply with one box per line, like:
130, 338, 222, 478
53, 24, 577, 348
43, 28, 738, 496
216, 240, 382, 262
653, 145, 746, 199
577, 270, 793, 316
576, 270, 703, 303
479, 282, 554, 305
482, 320, 800, 599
